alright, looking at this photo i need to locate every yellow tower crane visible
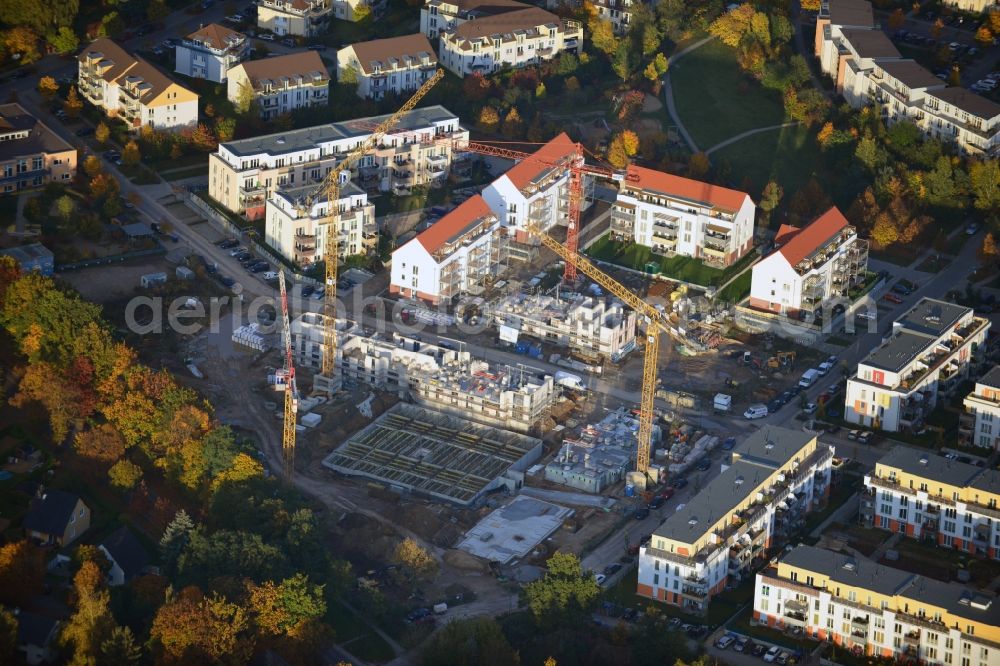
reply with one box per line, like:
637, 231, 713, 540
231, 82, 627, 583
277, 270, 297, 480
525, 223, 684, 477
304, 69, 444, 393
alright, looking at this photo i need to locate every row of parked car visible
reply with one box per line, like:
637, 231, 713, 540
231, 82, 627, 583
716, 632, 802, 664
216, 238, 271, 275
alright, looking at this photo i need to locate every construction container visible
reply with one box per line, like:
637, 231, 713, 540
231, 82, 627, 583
301, 413, 321, 428
140, 272, 167, 288
624, 483, 635, 497
627, 471, 647, 492
176, 266, 194, 280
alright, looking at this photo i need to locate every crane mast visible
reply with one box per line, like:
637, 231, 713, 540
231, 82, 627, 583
306, 69, 444, 393
277, 270, 297, 480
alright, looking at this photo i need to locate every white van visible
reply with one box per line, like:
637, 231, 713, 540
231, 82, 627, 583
261, 271, 278, 281
744, 404, 768, 419
817, 361, 834, 376
799, 369, 819, 389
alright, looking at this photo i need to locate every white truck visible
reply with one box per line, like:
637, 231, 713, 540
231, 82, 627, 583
799, 369, 820, 389
554, 371, 585, 391
713, 393, 732, 412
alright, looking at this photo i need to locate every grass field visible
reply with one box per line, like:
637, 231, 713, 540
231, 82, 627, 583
710, 124, 823, 197
587, 234, 728, 286
671, 40, 785, 149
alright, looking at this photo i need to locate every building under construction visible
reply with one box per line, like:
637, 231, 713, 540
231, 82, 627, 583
322, 403, 543, 506
544, 408, 662, 493
492, 292, 637, 363
290, 314, 557, 432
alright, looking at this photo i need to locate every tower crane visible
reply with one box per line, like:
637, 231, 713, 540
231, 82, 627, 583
277, 270, 297, 480
301, 68, 444, 393
525, 221, 684, 478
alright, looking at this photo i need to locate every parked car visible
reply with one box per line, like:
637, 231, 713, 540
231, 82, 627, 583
857, 431, 873, 445
847, 429, 860, 440
281, 37, 296, 48
634, 508, 650, 520
715, 634, 736, 650
603, 563, 622, 576
734, 636, 750, 653
259, 33, 275, 41
967, 222, 981, 235
594, 574, 607, 585
751, 644, 767, 658
230, 246, 248, 256
225, 14, 244, 23
301, 285, 315, 297
764, 646, 782, 663
803, 402, 817, 415
884, 292, 904, 304
219, 276, 236, 287
722, 436, 736, 451
696, 458, 711, 472
671, 478, 688, 490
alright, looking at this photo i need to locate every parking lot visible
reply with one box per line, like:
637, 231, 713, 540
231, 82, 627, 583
706, 627, 812, 666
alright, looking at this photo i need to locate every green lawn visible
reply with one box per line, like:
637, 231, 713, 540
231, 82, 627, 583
716, 270, 752, 304
587, 234, 725, 286
327, 602, 396, 663
671, 40, 785, 149
710, 124, 823, 199
163, 166, 209, 181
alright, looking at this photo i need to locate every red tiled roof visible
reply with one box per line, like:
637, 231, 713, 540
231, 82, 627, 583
503, 132, 577, 190
777, 207, 850, 266
774, 224, 801, 246
416, 195, 495, 253
186, 23, 244, 51
624, 165, 750, 212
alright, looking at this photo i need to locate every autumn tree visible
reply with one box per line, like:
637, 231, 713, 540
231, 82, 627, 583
37, 76, 58, 100
234, 83, 256, 114
501, 108, 523, 138
0, 608, 15, 665
215, 117, 236, 143
48, 27, 79, 55
611, 42, 633, 81
392, 538, 438, 582
620, 130, 640, 156
0, 540, 45, 605
64, 86, 83, 119
150, 588, 255, 665
463, 72, 491, 101
949, 65, 962, 87
60, 561, 116, 665
10, 361, 88, 442
109, 459, 143, 490
980, 232, 998, 262
89, 172, 119, 201
74, 423, 126, 466
932, 18, 944, 39
589, 16, 619, 56
976, 26, 994, 48
191, 124, 218, 152
122, 140, 141, 167
709, 4, 756, 47
2, 26, 40, 63
420, 617, 520, 666
759, 180, 783, 220
95, 122, 110, 146
688, 151, 710, 178
56, 194, 75, 222
99, 626, 142, 665
147, 0, 169, 22
524, 551, 601, 628
990, 9, 1000, 34
605, 134, 629, 169
83, 154, 102, 179
800, 0, 820, 10
888, 9, 904, 30
970, 160, 1000, 211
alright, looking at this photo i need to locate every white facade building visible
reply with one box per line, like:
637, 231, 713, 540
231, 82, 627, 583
420, 0, 530, 39
961, 366, 1000, 450
174, 23, 249, 83
336, 34, 437, 100
610, 164, 755, 268
860, 445, 1000, 558
78, 38, 199, 132
257, 0, 333, 35
264, 182, 377, 265
437, 6, 582, 77
845, 298, 990, 432
754, 545, 1000, 662
226, 51, 329, 120
637, 428, 834, 613
390, 195, 506, 304
749, 207, 868, 317
209, 105, 467, 219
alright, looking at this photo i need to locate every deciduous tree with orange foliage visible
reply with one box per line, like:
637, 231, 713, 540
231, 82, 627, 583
0, 541, 45, 606
150, 587, 255, 665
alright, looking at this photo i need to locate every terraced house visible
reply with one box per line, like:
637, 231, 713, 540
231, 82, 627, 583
860, 446, 1000, 559
264, 182, 377, 265
226, 52, 330, 120
208, 105, 467, 219
754, 545, 1000, 664
844, 298, 990, 432
336, 34, 438, 100
636, 427, 834, 613
437, 6, 582, 76
77, 38, 199, 132
610, 165, 755, 269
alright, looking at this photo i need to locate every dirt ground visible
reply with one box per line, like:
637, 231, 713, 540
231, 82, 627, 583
59, 257, 176, 303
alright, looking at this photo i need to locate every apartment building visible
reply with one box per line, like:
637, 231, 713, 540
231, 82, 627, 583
437, 6, 582, 77
637, 427, 834, 613
290, 316, 556, 431
749, 207, 868, 317
590, 0, 634, 34
226, 52, 329, 120
209, 105, 466, 218
814, 0, 875, 66
420, 0, 527, 39
824, 28, 902, 105
78, 38, 199, 132
960, 366, 1000, 450
492, 292, 638, 362
610, 165, 755, 269
845, 298, 991, 432
390, 195, 506, 304
336, 34, 437, 100
754, 545, 1000, 663
175, 23, 249, 83
860, 445, 1000, 558
0, 104, 76, 193
481, 132, 592, 260
257, 0, 332, 36
264, 181, 377, 265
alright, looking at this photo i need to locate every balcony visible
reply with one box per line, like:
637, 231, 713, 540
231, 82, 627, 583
782, 610, 807, 628
851, 616, 869, 633
903, 631, 920, 647
295, 244, 317, 259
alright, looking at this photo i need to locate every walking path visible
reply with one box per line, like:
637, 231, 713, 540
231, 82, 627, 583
705, 122, 801, 155
661, 36, 714, 153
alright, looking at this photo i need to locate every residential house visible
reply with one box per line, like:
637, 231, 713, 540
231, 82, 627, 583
637, 427, 834, 613
209, 105, 467, 218
960, 366, 1000, 449
844, 298, 991, 432
748, 207, 868, 317
590, 0, 634, 34
22, 490, 90, 547
336, 34, 437, 100
257, 0, 332, 35
0, 243, 55, 276
920, 87, 1000, 157
15, 611, 60, 665
0, 104, 76, 193
610, 164, 755, 269
481, 132, 589, 261
860, 445, 1000, 558
99, 526, 152, 586
814, 0, 876, 69
825, 28, 902, 105
175, 23, 249, 83
420, 0, 526, 38
265, 181, 377, 265
437, 6, 582, 77
77, 38, 199, 132
226, 52, 330, 120
753, 545, 1000, 661
390, 195, 506, 304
